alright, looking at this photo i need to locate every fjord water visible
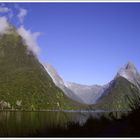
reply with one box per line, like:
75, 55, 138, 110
0, 111, 125, 137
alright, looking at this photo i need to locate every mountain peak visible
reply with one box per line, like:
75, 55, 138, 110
125, 62, 136, 70
117, 62, 137, 77
116, 62, 140, 89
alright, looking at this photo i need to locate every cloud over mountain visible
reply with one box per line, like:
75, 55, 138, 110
0, 7, 10, 13
17, 26, 41, 56
0, 16, 10, 34
0, 4, 41, 56
17, 8, 28, 24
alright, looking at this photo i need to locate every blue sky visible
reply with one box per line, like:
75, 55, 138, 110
1, 3, 140, 85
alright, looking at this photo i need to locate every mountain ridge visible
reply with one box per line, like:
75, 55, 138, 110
44, 62, 140, 108
0, 21, 140, 111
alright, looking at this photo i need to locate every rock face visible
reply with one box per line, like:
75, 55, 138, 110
0, 26, 85, 110
116, 62, 140, 89
44, 62, 140, 110
44, 63, 84, 103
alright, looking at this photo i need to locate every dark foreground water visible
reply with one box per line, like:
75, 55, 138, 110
0, 111, 131, 137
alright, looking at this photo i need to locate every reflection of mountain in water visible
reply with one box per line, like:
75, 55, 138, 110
0, 111, 128, 136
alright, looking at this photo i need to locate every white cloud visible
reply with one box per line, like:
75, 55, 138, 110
0, 16, 10, 34
17, 8, 28, 23
0, 5, 13, 19
0, 5, 41, 57
17, 26, 41, 56
0, 7, 10, 13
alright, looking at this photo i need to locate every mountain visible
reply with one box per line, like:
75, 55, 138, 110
64, 82, 106, 104
91, 76, 140, 111
44, 63, 84, 103
0, 26, 86, 110
116, 62, 140, 89
44, 63, 109, 104
91, 62, 140, 111
45, 62, 140, 111
1, 24, 140, 111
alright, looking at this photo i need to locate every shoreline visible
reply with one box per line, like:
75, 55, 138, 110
0, 109, 131, 113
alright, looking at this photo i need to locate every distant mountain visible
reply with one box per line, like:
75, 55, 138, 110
64, 82, 106, 104
44, 62, 140, 111
0, 25, 85, 110
44, 63, 108, 104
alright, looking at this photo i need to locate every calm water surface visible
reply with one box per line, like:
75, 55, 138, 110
0, 111, 126, 137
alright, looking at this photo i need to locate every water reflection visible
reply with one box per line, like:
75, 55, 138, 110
0, 111, 127, 137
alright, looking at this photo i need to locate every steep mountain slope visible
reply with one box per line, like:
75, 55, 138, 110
44, 63, 107, 104
91, 63, 140, 110
0, 29, 85, 110
91, 76, 140, 111
45, 62, 140, 111
44, 63, 84, 103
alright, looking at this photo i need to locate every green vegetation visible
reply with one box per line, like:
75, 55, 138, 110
0, 31, 139, 111
0, 33, 86, 110
91, 77, 140, 111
